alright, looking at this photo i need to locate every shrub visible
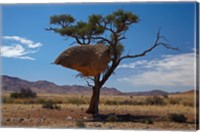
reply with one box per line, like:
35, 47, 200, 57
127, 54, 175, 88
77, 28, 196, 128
2, 97, 14, 104
106, 114, 118, 122
168, 98, 180, 105
67, 97, 88, 105
105, 100, 118, 105
10, 88, 37, 98
145, 96, 165, 105
10, 93, 21, 98
76, 120, 86, 128
119, 100, 145, 105
145, 119, 154, 124
162, 94, 169, 99
168, 113, 187, 123
182, 101, 194, 107
42, 100, 61, 110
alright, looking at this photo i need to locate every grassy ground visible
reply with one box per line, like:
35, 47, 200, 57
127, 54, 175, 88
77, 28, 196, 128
1, 93, 198, 130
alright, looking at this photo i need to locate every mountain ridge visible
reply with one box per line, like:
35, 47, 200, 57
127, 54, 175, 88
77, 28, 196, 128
1, 75, 194, 96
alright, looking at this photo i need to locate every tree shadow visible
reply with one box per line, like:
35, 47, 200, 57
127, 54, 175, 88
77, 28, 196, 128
89, 113, 160, 123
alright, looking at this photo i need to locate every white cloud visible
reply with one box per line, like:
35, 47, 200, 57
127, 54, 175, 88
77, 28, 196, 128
117, 53, 196, 88
3, 36, 42, 48
118, 60, 148, 69
1, 36, 43, 60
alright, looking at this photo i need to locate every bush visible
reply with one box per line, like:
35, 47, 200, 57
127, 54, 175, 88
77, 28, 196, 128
2, 97, 14, 104
168, 113, 187, 123
10, 93, 21, 98
10, 88, 37, 98
162, 94, 169, 99
76, 120, 86, 128
106, 114, 118, 122
145, 119, 154, 124
168, 98, 180, 105
119, 100, 145, 105
67, 97, 88, 105
182, 101, 194, 107
105, 100, 118, 105
42, 100, 61, 110
145, 96, 165, 105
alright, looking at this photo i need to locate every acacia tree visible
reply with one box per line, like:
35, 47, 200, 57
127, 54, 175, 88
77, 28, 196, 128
47, 10, 177, 115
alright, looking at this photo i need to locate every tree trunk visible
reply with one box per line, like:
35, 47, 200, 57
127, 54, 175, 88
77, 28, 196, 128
86, 84, 101, 115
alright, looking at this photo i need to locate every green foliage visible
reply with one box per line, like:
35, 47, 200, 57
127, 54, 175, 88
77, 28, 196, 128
145, 96, 165, 105
47, 9, 139, 45
107, 9, 139, 31
42, 100, 61, 110
10, 88, 37, 98
109, 43, 125, 57
10, 93, 21, 98
50, 15, 75, 26
168, 113, 187, 123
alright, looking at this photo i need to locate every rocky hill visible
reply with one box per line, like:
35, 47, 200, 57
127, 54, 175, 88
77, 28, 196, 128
2, 75, 191, 96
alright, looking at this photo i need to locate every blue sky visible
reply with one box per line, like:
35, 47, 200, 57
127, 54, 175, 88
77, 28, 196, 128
1, 2, 197, 92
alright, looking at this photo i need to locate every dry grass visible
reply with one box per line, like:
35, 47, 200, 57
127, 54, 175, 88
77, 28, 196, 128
1, 93, 197, 130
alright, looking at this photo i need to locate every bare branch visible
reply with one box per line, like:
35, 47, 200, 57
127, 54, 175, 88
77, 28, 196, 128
159, 35, 170, 43
86, 80, 94, 87
119, 31, 178, 62
69, 41, 76, 46
157, 42, 180, 51
118, 36, 126, 41
91, 36, 112, 44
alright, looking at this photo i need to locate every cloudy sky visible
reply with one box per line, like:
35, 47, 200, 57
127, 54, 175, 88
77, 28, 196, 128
1, 3, 197, 92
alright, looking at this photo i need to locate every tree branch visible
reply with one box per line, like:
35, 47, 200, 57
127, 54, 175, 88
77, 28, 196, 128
119, 31, 179, 62
99, 31, 178, 87
86, 80, 94, 87
91, 36, 112, 44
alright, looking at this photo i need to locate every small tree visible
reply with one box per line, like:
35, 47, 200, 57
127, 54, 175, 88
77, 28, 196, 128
47, 10, 177, 115
10, 88, 37, 98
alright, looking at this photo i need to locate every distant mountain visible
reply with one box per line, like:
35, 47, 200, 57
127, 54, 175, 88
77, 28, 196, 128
175, 89, 199, 96
1, 75, 190, 96
1, 75, 121, 95
122, 89, 169, 96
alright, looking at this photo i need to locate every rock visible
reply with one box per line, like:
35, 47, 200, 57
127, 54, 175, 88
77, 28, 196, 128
94, 124, 101, 127
17, 118, 24, 122
66, 116, 72, 120
83, 117, 88, 120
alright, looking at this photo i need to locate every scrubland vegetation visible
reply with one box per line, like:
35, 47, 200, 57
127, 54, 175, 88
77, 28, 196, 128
1, 92, 198, 129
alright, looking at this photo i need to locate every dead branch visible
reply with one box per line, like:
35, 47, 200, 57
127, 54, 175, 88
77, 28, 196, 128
119, 31, 179, 62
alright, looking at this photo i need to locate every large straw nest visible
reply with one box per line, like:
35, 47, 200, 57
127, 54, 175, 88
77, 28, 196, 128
54, 44, 111, 76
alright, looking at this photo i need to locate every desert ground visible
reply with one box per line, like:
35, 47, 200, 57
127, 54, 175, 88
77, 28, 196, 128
1, 91, 198, 130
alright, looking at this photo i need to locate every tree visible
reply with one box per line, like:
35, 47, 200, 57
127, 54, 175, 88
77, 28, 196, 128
46, 10, 177, 115
10, 88, 37, 98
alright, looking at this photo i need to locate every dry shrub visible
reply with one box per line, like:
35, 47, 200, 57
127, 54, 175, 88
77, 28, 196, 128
168, 97, 180, 105
145, 96, 165, 105
168, 113, 187, 123
106, 114, 118, 122
76, 120, 86, 128
54, 44, 110, 76
67, 97, 89, 105
42, 100, 61, 110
